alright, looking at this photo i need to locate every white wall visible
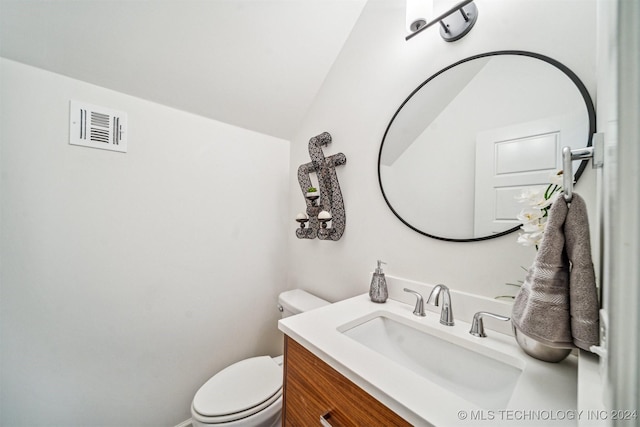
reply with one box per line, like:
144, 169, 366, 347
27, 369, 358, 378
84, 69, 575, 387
287, 0, 598, 303
0, 58, 290, 426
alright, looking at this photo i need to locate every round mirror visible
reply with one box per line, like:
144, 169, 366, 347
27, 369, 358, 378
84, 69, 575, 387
378, 51, 595, 242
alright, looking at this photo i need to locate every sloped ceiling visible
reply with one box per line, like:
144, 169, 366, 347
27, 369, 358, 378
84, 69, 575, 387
0, 0, 366, 140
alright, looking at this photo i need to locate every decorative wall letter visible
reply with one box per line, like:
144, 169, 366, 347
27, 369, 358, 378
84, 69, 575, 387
295, 132, 346, 240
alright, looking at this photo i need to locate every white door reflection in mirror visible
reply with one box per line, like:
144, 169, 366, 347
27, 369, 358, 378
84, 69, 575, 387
473, 113, 584, 237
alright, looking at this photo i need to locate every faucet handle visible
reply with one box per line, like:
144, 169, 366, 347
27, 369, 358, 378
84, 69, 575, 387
469, 312, 510, 337
403, 288, 425, 317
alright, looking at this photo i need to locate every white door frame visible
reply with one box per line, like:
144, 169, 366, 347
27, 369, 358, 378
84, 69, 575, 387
610, 0, 640, 418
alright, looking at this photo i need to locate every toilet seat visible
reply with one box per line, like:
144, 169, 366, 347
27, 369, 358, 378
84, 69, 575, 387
191, 393, 282, 425
192, 356, 282, 424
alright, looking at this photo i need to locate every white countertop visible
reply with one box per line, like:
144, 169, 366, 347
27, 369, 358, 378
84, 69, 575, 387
279, 292, 580, 427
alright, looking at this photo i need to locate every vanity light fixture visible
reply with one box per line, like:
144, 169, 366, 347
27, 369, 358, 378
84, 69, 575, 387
406, 0, 478, 42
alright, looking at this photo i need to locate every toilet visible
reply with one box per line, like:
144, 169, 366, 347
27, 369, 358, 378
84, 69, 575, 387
190, 289, 329, 427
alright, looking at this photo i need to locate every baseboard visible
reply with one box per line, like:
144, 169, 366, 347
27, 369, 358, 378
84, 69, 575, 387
174, 418, 192, 427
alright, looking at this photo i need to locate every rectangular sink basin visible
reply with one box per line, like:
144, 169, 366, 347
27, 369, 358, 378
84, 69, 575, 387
340, 314, 523, 409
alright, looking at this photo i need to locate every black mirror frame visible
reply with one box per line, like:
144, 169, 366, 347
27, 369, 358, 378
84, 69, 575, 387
377, 50, 596, 242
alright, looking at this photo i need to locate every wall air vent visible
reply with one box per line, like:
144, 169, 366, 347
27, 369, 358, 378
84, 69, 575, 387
69, 100, 127, 153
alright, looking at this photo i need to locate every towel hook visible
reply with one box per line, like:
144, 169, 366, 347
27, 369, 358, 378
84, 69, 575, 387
562, 133, 604, 204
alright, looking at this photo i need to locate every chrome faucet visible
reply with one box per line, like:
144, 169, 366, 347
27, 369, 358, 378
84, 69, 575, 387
403, 288, 426, 317
469, 311, 510, 337
427, 284, 454, 326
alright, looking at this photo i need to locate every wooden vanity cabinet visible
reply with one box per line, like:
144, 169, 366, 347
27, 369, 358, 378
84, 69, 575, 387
283, 336, 411, 427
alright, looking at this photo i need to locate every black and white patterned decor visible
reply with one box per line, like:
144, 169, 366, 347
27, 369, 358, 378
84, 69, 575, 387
295, 132, 346, 241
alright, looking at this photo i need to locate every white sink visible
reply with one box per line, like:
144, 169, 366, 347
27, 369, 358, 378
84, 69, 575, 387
339, 313, 524, 409
280, 291, 578, 426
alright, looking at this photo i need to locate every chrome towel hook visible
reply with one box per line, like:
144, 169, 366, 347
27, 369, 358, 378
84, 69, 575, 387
562, 133, 604, 204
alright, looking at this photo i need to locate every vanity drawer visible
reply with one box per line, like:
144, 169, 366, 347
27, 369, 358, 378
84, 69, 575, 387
283, 335, 411, 427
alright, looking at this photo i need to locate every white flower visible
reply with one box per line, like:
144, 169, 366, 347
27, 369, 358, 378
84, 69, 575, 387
517, 208, 543, 224
520, 219, 546, 233
515, 186, 559, 209
517, 231, 544, 247
532, 190, 561, 209
549, 170, 565, 186
515, 188, 544, 205
515, 170, 563, 249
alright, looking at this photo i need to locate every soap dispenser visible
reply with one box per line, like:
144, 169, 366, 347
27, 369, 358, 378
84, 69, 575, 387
369, 260, 388, 303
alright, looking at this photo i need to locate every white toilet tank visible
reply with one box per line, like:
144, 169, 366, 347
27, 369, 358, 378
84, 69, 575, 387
277, 289, 329, 318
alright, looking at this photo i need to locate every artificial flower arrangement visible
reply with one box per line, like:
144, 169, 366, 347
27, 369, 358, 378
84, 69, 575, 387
515, 170, 565, 249
496, 170, 565, 301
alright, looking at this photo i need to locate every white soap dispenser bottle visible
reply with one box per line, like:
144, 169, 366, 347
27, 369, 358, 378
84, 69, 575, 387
369, 260, 388, 303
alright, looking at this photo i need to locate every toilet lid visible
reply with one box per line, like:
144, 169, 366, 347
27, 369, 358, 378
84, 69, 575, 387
193, 356, 282, 418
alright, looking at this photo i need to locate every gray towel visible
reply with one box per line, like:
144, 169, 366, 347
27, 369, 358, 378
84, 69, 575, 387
564, 194, 600, 349
512, 193, 599, 351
